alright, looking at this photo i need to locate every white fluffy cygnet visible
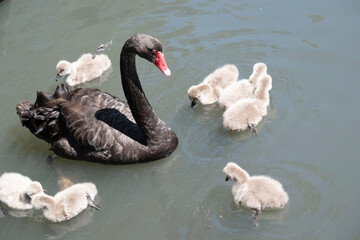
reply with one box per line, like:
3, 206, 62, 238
223, 74, 272, 135
56, 53, 111, 86
0, 172, 44, 210
249, 63, 268, 88
223, 162, 289, 227
187, 64, 238, 107
218, 63, 269, 109
218, 79, 254, 109
31, 182, 100, 222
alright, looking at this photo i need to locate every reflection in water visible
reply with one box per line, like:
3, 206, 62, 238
33, 209, 94, 240
0, 0, 12, 53
46, 156, 74, 190
308, 14, 325, 23
302, 39, 319, 48
0, 204, 34, 219
1, 0, 359, 239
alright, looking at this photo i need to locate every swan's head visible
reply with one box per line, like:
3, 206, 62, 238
223, 162, 249, 183
56, 60, 72, 81
26, 181, 44, 198
123, 34, 171, 77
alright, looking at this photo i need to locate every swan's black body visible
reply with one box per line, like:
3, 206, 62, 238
16, 34, 178, 164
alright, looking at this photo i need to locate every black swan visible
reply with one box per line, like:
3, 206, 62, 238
16, 34, 178, 164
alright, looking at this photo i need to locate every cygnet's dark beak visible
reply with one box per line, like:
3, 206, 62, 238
190, 98, 198, 108
55, 73, 62, 82
225, 176, 230, 182
191, 100, 197, 108
86, 194, 101, 211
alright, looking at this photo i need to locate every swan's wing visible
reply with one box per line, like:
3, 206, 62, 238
60, 88, 146, 152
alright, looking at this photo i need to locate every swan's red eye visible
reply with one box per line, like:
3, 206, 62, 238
152, 50, 156, 54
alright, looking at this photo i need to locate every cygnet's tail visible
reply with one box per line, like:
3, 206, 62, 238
16, 84, 71, 143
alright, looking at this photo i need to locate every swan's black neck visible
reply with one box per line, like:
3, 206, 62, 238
120, 49, 159, 145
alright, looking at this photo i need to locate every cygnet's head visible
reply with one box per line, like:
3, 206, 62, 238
187, 84, 212, 108
30, 193, 51, 209
249, 63, 268, 85
56, 60, 72, 81
26, 181, 44, 198
259, 74, 272, 91
254, 74, 272, 102
223, 162, 249, 183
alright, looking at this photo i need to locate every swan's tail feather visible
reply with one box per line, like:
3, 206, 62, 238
16, 84, 71, 143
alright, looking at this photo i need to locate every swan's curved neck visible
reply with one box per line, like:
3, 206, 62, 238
120, 50, 159, 143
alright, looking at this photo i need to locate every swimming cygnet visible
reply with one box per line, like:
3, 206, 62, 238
218, 79, 255, 109
218, 63, 269, 109
187, 64, 238, 107
223, 74, 272, 135
56, 53, 111, 86
249, 63, 268, 89
31, 182, 100, 222
0, 172, 44, 210
223, 162, 289, 227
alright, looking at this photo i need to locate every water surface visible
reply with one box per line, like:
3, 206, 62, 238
0, 0, 360, 239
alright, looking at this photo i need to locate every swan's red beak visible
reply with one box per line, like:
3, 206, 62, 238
154, 52, 171, 77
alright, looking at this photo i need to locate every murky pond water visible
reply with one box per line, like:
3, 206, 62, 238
1, 0, 360, 239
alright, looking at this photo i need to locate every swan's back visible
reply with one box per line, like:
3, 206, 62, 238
17, 86, 171, 164
56, 87, 150, 163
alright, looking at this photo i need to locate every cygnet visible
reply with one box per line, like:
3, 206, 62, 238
218, 63, 269, 109
188, 64, 238, 107
31, 182, 100, 222
249, 63, 268, 89
223, 75, 272, 135
223, 162, 289, 227
56, 53, 111, 86
0, 172, 44, 210
218, 79, 255, 109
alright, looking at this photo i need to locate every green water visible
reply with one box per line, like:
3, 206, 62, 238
0, 0, 359, 239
